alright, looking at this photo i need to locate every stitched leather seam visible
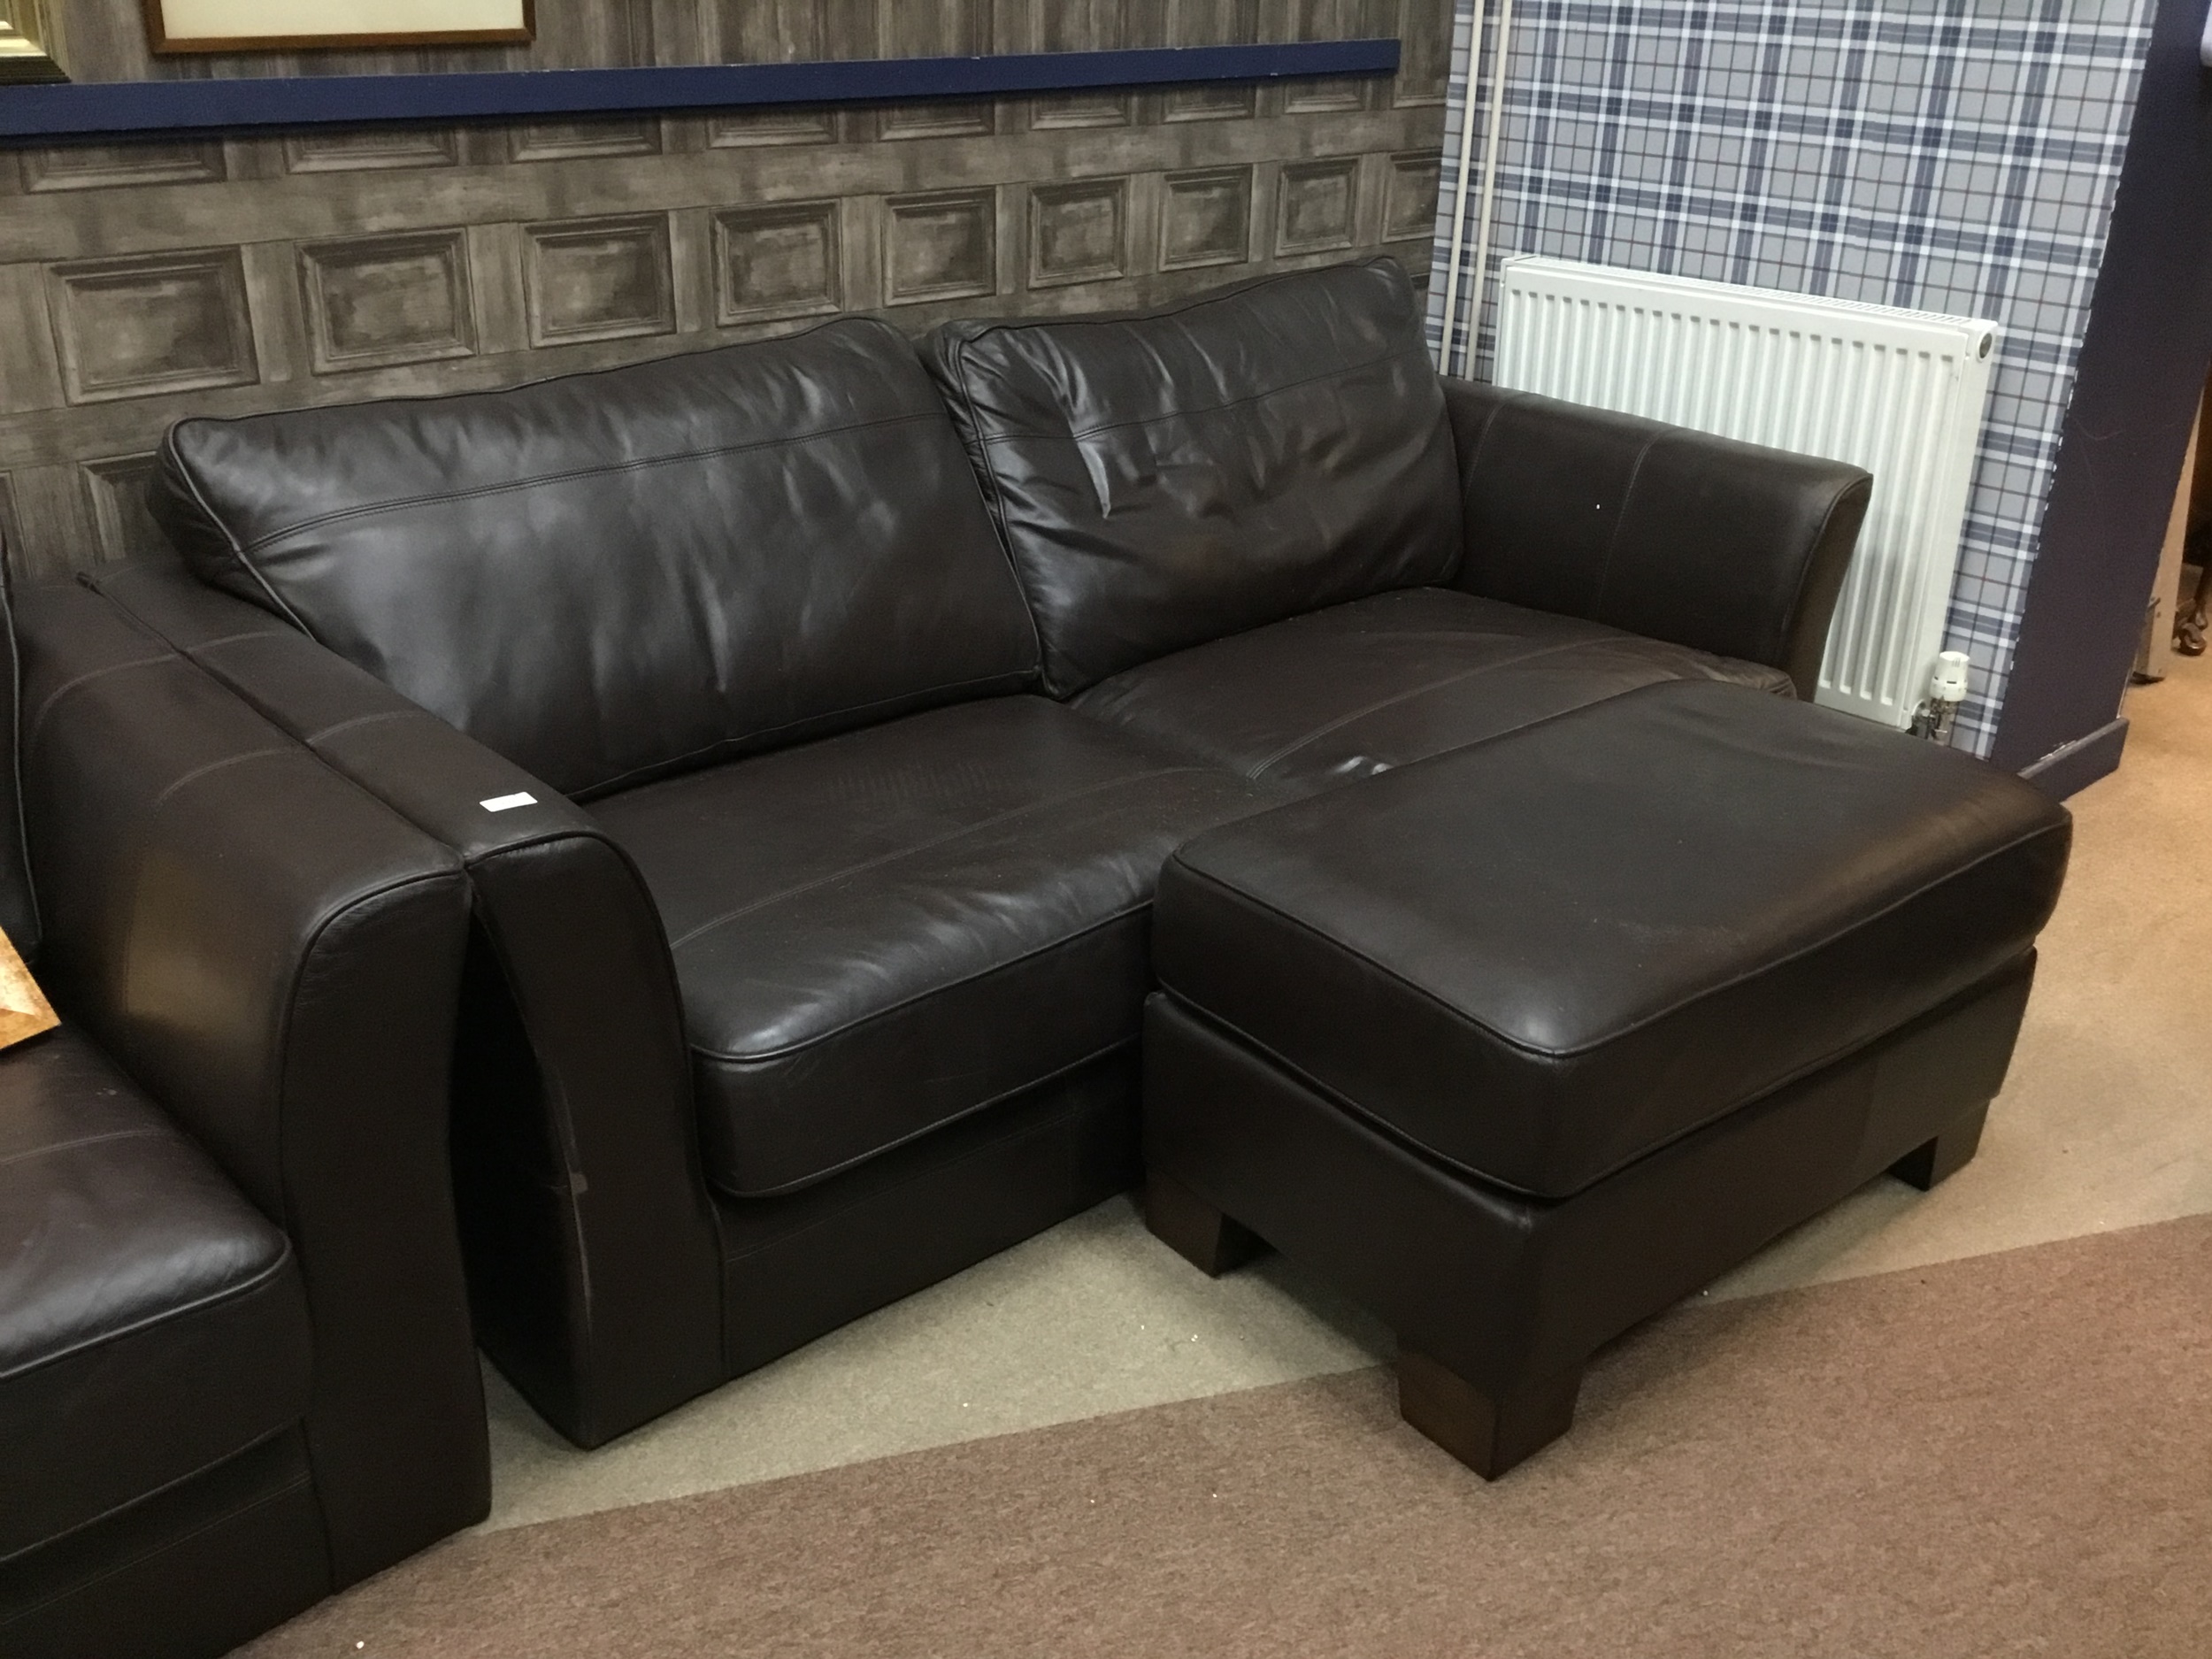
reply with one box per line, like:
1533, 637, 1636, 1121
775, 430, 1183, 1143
0, 1243, 296, 1387
158, 433, 316, 636
1774, 475, 1870, 670
23, 652, 173, 754
258, 866, 470, 1261
149, 744, 294, 816
297, 706, 419, 747
943, 334, 1049, 675
1163, 811, 2066, 1062
1169, 972, 2024, 1202
664, 764, 1218, 950
1157, 994, 1555, 1196
0, 1446, 311, 1582
972, 343, 1429, 447
170, 622, 291, 652
460, 826, 616, 872
228, 411, 945, 555
0, 1126, 165, 1170
1590, 428, 1663, 618
1447, 382, 1515, 585
712, 1038, 1133, 1216
575, 669, 1035, 802
459, 870, 613, 1377
688, 902, 1150, 1064
167, 634, 587, 839
1245, 634, 1632, 780
1453, 382, 1522, 473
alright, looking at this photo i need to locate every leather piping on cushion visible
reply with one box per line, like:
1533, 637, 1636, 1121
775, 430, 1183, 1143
703, 1036, 1139, 1200
3, 1435, 313, 1579
0, 1240, 295, 1401
1164, 833, 2050, 1199
0, 1337, 303, 1575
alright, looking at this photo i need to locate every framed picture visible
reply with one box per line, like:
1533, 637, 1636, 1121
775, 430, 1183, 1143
1, 4, 67, 83
144, 0, 534, 54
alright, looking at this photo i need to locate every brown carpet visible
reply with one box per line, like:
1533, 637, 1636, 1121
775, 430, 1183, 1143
242, 1215, 2212, 1658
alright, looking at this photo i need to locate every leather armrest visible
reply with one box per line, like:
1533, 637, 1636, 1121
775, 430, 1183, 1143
1441, 380, 1872, 698
88, 559, 724, 1448
12, 580, 487, 1584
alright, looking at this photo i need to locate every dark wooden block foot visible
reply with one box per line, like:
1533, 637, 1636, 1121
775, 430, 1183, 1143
1889, 1100, 1990, 1192
1396, 1346, 1581, 1479
1143, 1170, 1266, 1278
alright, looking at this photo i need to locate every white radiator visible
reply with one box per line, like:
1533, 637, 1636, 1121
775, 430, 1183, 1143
1492, 256, 1998, 730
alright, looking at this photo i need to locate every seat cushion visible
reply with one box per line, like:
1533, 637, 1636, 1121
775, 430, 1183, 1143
926, 258, 1462, 697
1, 1029, 312, 1559
154, 318, 1039, 799
1073, 586, 1794, 796
591, 697, 1263, 1197
1154, 680, 2071, 1200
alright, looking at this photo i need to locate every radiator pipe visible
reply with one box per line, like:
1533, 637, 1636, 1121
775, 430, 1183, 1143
1435, 0, 1486, 375
1910, 650, 1974, 743
1463, 0, 1516, 378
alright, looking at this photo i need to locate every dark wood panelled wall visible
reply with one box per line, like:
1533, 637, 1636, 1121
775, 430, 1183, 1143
0, 1, 1449, 584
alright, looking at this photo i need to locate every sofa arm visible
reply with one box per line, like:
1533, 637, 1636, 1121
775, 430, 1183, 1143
12, 580, 485, 1585
1442, 379, 1872, 698
88, 559, 724, 1448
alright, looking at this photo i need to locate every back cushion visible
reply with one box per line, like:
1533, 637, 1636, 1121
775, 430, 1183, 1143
926, 257, 1463, 698
153, 319, 1039, 799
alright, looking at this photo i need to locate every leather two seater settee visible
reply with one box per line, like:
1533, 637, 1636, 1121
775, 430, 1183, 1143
0, 576, 490, 1655
47, 257, 1882, 1451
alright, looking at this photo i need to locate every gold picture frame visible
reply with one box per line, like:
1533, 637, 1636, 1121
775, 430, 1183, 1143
143, 0, 535, 55
0, 927, 58, 1053
0, 5, 67, 83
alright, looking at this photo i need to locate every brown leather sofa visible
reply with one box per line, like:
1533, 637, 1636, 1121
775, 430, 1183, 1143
64, 257, 1881, 1451
0, 577, 490, 1655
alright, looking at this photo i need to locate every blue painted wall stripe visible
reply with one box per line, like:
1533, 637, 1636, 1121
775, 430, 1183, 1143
0, 40, 1400, 142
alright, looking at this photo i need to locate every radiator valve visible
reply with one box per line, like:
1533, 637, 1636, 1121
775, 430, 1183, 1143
1909, 651, 1972, 743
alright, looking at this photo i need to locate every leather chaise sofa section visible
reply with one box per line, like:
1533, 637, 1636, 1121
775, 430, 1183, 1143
1, 579, 489, 1656
76, 253, 1895, 1458
928, 261, 1866, 794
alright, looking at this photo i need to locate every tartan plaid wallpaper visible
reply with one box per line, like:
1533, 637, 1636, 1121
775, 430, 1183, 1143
1424, 0, 2155, 753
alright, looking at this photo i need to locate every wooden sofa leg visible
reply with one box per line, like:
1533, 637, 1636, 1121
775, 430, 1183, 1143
1889, 1100, 1991, 1192
1143, 1170, 1266, 1278
1396, 1346, 1582, 1480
